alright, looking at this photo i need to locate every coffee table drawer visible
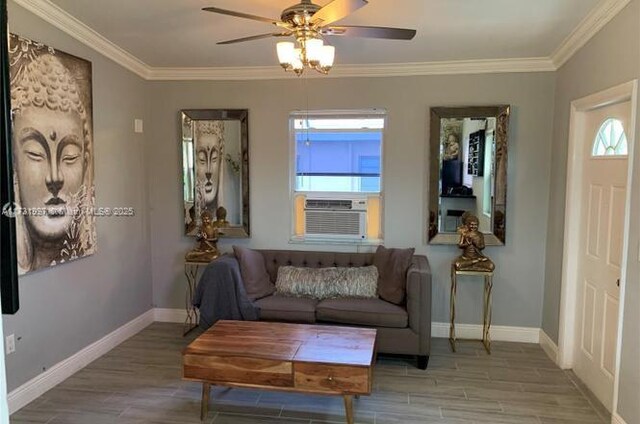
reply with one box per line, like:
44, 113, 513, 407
294, 363, 370, 394
184, 355, 293, 387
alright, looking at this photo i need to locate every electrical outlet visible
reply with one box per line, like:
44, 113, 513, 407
5, 334, 15, 355
134, 119, 143, 134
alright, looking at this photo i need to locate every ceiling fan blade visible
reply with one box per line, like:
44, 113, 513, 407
311, 0, 368, 26
323, 25, 416, 40
203, 7, 279, 25
217, 33, 291, 45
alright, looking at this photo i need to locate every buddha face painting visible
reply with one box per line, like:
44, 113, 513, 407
9, 34, 95, 274
13, 107, 86, 241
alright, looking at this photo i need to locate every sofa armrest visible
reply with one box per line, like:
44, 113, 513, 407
406, 255, 432, 355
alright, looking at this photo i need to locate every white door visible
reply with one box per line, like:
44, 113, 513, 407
574, 100, 631, 412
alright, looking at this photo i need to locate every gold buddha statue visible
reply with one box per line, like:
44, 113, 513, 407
454, 212, 495, 272
185, 210, 221, 263
214, 206, 230, 228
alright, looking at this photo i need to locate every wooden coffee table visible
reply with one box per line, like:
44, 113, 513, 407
183, 320, 377, 423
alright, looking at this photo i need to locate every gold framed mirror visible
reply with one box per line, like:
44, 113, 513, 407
181, 109, 250, 238
428, 106, 510, 245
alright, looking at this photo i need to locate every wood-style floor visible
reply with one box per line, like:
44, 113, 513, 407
10, 323, 610, 424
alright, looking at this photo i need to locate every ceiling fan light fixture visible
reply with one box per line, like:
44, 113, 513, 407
319, 45, 335, 71
277, 41, 295, 67
205, 0, 416, 77
306, 38, 324, 66
291, 48, 305, 75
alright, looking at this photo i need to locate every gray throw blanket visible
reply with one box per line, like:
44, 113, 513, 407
193, 255, 259, 329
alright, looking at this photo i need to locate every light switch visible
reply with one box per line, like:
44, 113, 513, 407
134, 119, 143, 134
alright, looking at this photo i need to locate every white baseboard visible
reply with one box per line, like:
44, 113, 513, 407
539, 329, 560, 364
7, 309, 154, 414
612, 412, 628, 424
152, 309, 542, 344
154, 308, 189, 323
431, 322, 540, 343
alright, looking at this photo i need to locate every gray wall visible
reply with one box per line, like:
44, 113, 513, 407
0, 294, 7, 423
540, 0, 640, 421
617, 81, 640, 424
147, 72, 556, 328
617, 1, 640, 420
2, 4, 153, 392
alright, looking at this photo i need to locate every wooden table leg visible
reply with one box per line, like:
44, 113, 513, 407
343, 395, 354, 424
200, 383, 210, 421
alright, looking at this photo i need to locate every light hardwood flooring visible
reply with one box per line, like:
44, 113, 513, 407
10, 323, 610, 424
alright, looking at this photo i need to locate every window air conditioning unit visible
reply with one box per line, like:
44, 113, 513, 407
304, 198, 367, 240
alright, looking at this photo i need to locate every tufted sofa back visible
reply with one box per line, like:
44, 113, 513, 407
258, 250, 375, 284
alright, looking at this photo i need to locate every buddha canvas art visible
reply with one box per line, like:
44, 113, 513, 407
8, 34, 96, 274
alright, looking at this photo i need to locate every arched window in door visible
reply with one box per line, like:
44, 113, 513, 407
592, 118, 628, 156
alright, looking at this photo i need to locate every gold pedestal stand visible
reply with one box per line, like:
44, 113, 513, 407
449, 265, 493, 354
184, 261, 206, 336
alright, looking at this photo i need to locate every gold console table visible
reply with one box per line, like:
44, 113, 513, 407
184, 261, 206, 336
449, 265, 493, 354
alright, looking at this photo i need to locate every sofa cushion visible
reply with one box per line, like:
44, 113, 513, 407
316, 298, 408, 328
373, 246, 414, 305
275, 266, 378, 300
233, 246, 276, 301
255, 295, 318, 323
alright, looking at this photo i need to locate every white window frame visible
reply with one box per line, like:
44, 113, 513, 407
591, 117, 629, 158
288, 109, 386, 245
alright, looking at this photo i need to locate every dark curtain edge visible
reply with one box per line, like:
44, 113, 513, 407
1, 0, 20, 315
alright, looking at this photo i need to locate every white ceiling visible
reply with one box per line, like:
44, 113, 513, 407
48, 0, 602, 68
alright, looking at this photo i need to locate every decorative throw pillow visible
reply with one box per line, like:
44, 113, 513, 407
335, 267, 378, 298
373, 246, 415, 305
275, 266, 378, 300
233, 246, 275, 301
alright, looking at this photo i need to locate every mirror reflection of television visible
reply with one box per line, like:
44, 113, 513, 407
1, 0, 20, 315
441, 159, 462, 194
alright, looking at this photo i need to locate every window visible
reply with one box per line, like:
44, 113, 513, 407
592, 118, 628, 156
293, 112, 384, 193
290, 110, 385, 242
358, 156, 380, 192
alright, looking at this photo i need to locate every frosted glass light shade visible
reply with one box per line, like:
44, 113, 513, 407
320, 45, 335, 68
292, 48, 304, 70
306, 38, 324, 64
277, 42, 295, 65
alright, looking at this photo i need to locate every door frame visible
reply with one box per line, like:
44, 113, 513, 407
558, 80, 638, 407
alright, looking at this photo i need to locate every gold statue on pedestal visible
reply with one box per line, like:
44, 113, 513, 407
214, 206, 230, 229
454, 212, 495, 272
185, 210, 221, 263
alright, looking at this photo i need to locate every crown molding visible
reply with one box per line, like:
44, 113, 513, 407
551, 0, 632, 68
11, 0, 554, 80
11, 0, 631, 81
12, 0, 151, 79
612, 412, 628, 424
146, 57, 556, 81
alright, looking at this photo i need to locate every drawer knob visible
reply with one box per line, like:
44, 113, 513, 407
327, 376, 334, 382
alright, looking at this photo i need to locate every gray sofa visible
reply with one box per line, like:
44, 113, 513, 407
250, 249, 432, 369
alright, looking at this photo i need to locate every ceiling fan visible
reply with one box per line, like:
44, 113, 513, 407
202, 0, 417, 75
